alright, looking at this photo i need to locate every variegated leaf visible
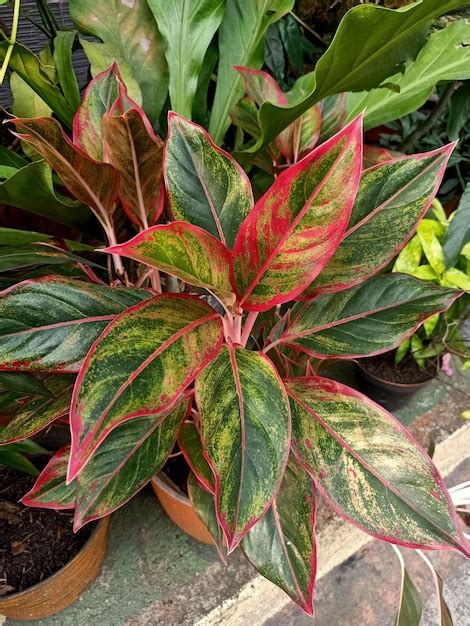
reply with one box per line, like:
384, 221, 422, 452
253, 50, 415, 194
73, 64, 133, 161
232, 117, 362, 311
242, 456, 317, 615
164, 113, 254, 248
22, 446, 75, 509
309, 146, 453, 294
195, 344, 290, 551
69, 294, 223, 480
0, 375, 74, 443
276, 274, 460, 358
187, 471, 226, 559
103, 107, 164, 228
105, 222, 236, 312
10, 117, 120, 226
178, 421, 215, 494
286, 376, 469, 555
0, 277, 149, 372
74, 398, 189, 530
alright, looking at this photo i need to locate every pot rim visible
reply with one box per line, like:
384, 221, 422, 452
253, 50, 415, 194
357, 360, 436, 390
151, 473, 191, 506
0, 515, 109, 604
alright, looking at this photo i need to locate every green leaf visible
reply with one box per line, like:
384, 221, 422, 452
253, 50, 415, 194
0, 42, 74, 126
107, 222, 236, 312
448, 81, 470, 140
0, 376, 73, 444
70, 0, 169, 123
69, 294, 223, 480
53, 31, 81, 112
442, 268, 470, 291
195, 344, 290, 551
179, 422, 215, 493
148, 0, 224, 119
74, 399, 189, 529
0, 450, 39, 476
242, 0, 468, 156
0, 160, 90, 230
423, 313, 440, 338
394, 550, 422, 626
286, 376, 469, 555
1, 436, 47, 456
393, 236, 422, 274
165, 114, 253, 248
0, 277, 149, 372
346, 20, 470, 130
22, 446, 75, 508
309, 147, 452, 294
418, 226, 446, 276
242, 456, 316, 615
11, 72, 52, 119
443, 184, 470, 268
103, 107, 164, 228
0, 242, 99, 273
395, 338, 411, 366
187, 472, 226, 558
11, 117, 120, 228
277, 274, 459, 358
233, 118, 362, 311
209, 0, 293, 144
0, 371, 52, 397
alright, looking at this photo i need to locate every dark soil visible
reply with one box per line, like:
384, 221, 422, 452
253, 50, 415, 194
359, 352, 438, 385
0, 467, 93, 596
162, 451, 189, 495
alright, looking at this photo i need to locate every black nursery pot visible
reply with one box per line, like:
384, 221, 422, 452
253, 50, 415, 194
356, 359, 435, 412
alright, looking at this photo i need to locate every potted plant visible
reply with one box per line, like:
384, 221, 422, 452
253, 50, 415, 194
0, 61, 468, 615
358, 194, 470, 409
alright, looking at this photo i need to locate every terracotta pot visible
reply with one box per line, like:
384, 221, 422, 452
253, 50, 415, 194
0, 516, 110, 620
151, 474, 214, 545
357, 362, 434, 412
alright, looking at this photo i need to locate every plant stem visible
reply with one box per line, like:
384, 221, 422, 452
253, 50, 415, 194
403, 82, 462, 152
263, 337, 283, 354
240, 311, 258, 347
150, 269, 162, 293
105, 226, 125, 277
0, 0, 21, 85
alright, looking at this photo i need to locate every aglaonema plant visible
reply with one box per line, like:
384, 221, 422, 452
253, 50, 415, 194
0, 66, 469, 616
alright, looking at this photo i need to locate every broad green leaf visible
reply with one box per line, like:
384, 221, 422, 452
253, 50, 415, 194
165, 114, 253, 248
286, 376, 469, 554
423, 313, 440, 338
277, 274, 459, 358
310, 147, 452, 294
242, 0, 469, 156
346, 21, 470, 130
0, 450, 39, 476
0, 277, 149, 372
103, 107, 164, 228
242, 456, 316, 615
73, 65, 133, 161
22, 446, 75, 508
233, 117, 362, 311
418, 228, 446, 276
0, 146, 28, 169
395, 338, 411, 366
148, 0, 224, 118
1, 436, 47, 456
209, 0, 293, 144
442, 268, 470, 291
0, 376, 73, 444
74, 399, 189, 529
411, 334, 426, 369
53, 31, 81, 112
11, 72, 52, 119
0, 243, 99, 273
69, 294, 223, 480
0, 160, 90, 230
10, 118, 120, 228
179, 422, 215, 494
431, 199, 448, 225
107, 222, 236, 312
443, 184, 470, 268
393, 236, 422, 274
70, 0, 168, 123
195, 344, 290, 550
0, 372, 52, 397
448, 82, 470, 140
394, 550, 422, 626
188, 472, 226, 559
0, 42, 73, 126
411, 265, 438, 281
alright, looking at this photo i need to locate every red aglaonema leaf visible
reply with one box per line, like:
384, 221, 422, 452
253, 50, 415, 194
104, 222, 237, 312
73, 397, 190, 530
10, 117, 120, 228
232, 116, 363, 312
286, 376, 470, 556
242, 455, 317, 615
103, 107, 164, 228
178, 421, 215, 494
195, 344, 291, 552
68, 294, 223, 481
73, 63, 134, 161
22, 446, 75, 510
